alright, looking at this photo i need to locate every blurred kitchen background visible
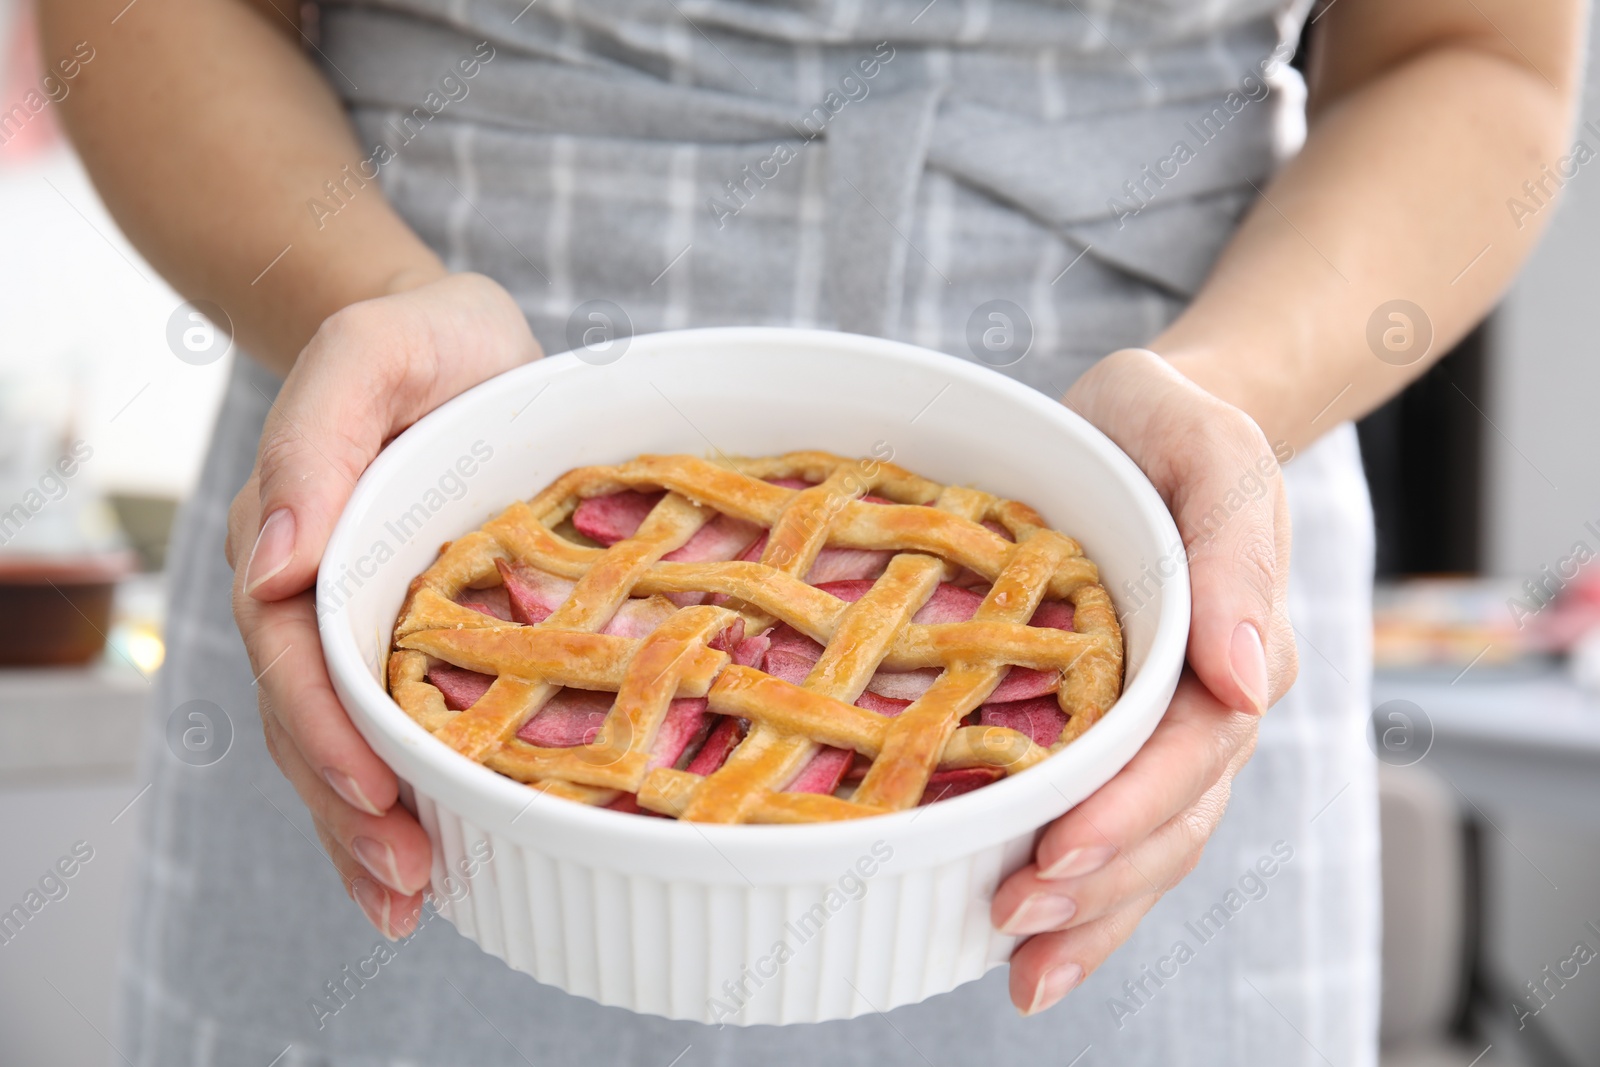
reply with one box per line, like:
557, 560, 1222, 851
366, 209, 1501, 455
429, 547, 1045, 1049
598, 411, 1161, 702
3, 1, 1600, 1065
0, 2, 232, 1065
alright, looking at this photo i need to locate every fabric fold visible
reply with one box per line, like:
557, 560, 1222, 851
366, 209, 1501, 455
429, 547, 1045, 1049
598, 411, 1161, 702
1062, 189, 1258, 295
824, 83, 946, 335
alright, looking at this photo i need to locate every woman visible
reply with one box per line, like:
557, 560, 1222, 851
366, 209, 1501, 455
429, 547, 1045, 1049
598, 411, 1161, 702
45, 0, 1580, 1062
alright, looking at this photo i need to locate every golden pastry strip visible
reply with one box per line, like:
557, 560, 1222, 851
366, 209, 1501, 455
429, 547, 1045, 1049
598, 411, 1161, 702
388, 649, 451, 732
399, 624, 728, 698
852, 531, 1077, 809
585, 606, 738, 787
478, 460, 1103, 596
399, 577, 1106, 678
707, 667, 893, 752
639, 770, 890, 823
761, 464, 867, 582
678, 552, 945, 823
433, 675, 550, 761
703, 666, 1051, 766
1056, 582, 1125, 739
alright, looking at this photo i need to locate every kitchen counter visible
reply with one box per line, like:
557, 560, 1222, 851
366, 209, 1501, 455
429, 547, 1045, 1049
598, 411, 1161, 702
1373, 666, 1600, 826
0, 661, 150, 784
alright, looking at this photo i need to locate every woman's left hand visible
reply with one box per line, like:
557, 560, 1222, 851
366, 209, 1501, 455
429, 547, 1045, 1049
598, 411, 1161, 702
993, 347, 1298, 1014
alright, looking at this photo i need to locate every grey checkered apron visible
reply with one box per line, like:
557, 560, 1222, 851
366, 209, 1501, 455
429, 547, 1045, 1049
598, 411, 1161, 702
118, 2, 1381, 1063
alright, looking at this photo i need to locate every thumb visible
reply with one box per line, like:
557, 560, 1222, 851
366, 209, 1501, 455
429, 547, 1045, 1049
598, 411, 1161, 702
1174, 432, 1291, 716
242, 339, 392, 601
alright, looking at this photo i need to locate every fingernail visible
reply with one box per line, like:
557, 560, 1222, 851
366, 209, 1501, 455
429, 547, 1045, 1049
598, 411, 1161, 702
1001, 892, 1078, 935
352, 836, 415, 895
1040, 844, 1115, 880
1229, 620, 1269, 715
324, 767, 385, 817
1025, 963, 1084, 1016
388, 896, 426, 939
245, 508, 296, 596
351, 876, 396, 939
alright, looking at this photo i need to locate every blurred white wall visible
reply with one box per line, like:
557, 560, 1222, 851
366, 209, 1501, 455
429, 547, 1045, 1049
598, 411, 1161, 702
0, 0, 230, 502
0, 149, 232, 500
1487, 14, 1600, 577
1486, 817, 1600, 1065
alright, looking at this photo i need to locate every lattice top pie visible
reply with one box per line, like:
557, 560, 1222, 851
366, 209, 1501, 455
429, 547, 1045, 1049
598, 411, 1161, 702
388, 451, 1124, 824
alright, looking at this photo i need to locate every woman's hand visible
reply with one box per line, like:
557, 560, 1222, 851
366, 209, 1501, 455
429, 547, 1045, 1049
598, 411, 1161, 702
994, 348, 1297, 1014
225, 272, 541, 937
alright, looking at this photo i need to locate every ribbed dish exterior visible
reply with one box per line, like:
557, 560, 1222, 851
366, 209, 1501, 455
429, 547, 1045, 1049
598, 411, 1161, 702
415, 789, 1030, 1025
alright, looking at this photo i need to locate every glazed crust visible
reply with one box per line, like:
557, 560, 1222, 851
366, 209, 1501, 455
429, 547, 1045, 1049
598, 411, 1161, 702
388, 452, 1123, 823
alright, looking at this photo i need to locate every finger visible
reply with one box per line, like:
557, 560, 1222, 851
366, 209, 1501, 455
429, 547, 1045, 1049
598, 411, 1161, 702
1030, 673, 1256, 879
309, 816, 426, 940
1172, 417, 1288, 715
1009, 896, 1161, 1015
260, 707, 432, 896
274, 736, 420, 940
1263, 491, 1299, 702
264, 697, 429, 941
225, 474, 262, 572
235, 582, 401, 818
994, 771, 1235, 936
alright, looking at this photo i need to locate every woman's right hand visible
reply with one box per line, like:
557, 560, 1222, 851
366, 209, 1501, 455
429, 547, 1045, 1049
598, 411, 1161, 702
225, 272, 542, 936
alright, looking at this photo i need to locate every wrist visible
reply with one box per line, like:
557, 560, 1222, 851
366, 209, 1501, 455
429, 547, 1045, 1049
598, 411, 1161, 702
1157, 347, 1242, 409
1145, 339, 1285, 447
380, 260, 450, 297
253, 249, 449, 377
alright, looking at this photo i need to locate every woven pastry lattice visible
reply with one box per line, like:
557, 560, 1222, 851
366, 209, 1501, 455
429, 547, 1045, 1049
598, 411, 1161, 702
388, 452, 1123, 824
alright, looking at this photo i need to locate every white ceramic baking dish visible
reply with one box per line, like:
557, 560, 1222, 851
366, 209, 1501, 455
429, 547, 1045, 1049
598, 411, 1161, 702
318, 327, 1188, 1025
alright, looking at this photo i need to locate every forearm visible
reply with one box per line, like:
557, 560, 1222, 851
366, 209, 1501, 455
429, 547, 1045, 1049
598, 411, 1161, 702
1155, 8, 1582, 452
41, 0, 444, 374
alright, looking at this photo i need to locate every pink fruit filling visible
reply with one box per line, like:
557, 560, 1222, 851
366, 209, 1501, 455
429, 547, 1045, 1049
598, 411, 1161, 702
918, 766, 1005, 805
426, 663, 496, 711
425, 482, 1078, 813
